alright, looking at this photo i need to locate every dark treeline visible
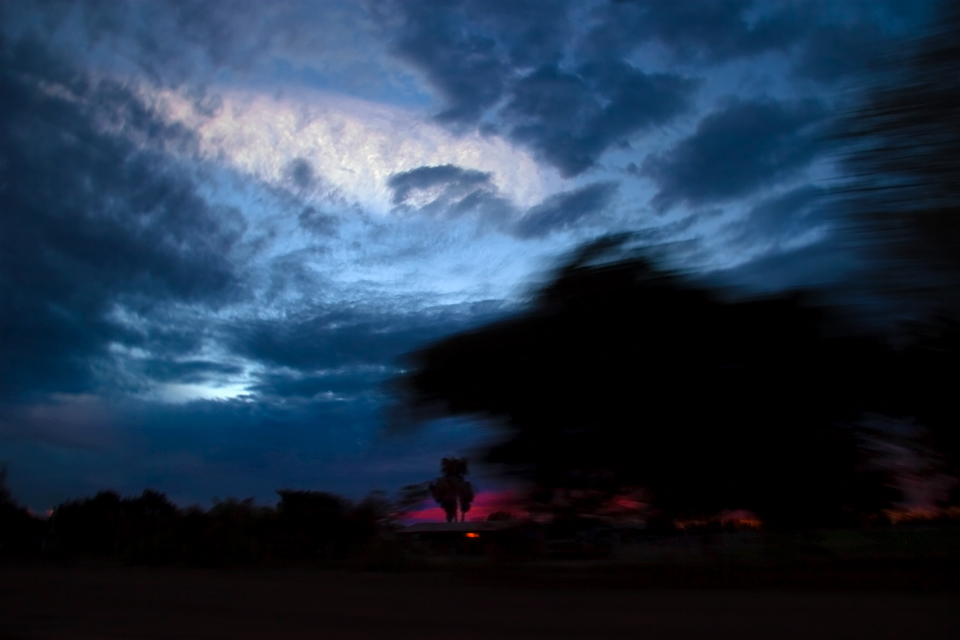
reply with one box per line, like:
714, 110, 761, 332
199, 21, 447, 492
0, 477, 397, 567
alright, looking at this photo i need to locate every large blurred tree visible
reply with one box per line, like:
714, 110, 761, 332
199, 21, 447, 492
837, 2, 960, 313
393, 239, 901, 528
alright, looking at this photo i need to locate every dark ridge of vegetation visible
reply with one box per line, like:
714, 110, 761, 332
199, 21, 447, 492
0, 475, 402, 568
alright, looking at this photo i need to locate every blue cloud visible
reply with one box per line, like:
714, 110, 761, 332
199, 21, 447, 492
388, 164, 494, 205
642, 98, 826, 211
505, 62, 697, 176
584, 0, 807, 63
725, 185, 828, 250
514, 182, 618, 238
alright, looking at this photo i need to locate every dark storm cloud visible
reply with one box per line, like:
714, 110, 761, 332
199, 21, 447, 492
726, 186, 828, 249
793, 22, 888, 83
461, 0, 571, 68
4, 1, 421, 105
389, 0, 570, 124
387, 1, 697, 176
514, 182, 617, 239
285, 157, 317, 190
389, 1, 512, 124
0, 40, 244, 397
584, 0, 807, 63
5, 1, 259, 85
642, 98, 825, 211
386, 164, 516, 226
505, 62, 698, 176
297, 206, 339, 236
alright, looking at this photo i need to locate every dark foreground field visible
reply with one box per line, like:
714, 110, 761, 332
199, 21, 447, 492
2, 562, 958, 639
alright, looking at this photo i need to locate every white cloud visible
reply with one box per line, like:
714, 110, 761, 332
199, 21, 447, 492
161, 86, 560, 215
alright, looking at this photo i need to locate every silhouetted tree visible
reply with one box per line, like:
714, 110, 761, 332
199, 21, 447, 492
48, 488, 181, 560
0, 465, 47, 555
393, 238, 903, 528
276, 490, 355, 558
50, 490, 123, 555
0, 464, 12, 506
352, 490, 396, 536
195, 497, 274, 566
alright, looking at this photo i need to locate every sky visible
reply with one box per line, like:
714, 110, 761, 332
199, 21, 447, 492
0, 0, 936, 513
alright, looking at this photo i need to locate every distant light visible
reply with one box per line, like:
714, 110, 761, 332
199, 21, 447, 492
465, 532, 480, 538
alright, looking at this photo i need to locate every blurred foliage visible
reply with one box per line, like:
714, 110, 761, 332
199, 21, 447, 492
837, 2, 960, 313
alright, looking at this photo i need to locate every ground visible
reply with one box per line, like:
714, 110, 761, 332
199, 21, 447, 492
2, 563, 958, 639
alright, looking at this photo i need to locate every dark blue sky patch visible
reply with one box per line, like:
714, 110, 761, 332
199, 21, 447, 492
584, 0, 806, 64
793, 22, 888, 83
713, 236, 860, 294
463, 0, 571, 68
725, 185, 828, 250
642, 98, 826, 211
285, 157, 317, 190
298, 206, 339, 236
1, 392, 494, 510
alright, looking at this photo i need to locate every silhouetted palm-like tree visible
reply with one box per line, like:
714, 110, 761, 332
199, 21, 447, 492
429, 457, 475, 522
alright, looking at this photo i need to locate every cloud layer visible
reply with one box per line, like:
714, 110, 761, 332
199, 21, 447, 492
0, 0, 935, 510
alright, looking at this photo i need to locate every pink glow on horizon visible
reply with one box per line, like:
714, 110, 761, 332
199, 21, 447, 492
403, 488, 526, 524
